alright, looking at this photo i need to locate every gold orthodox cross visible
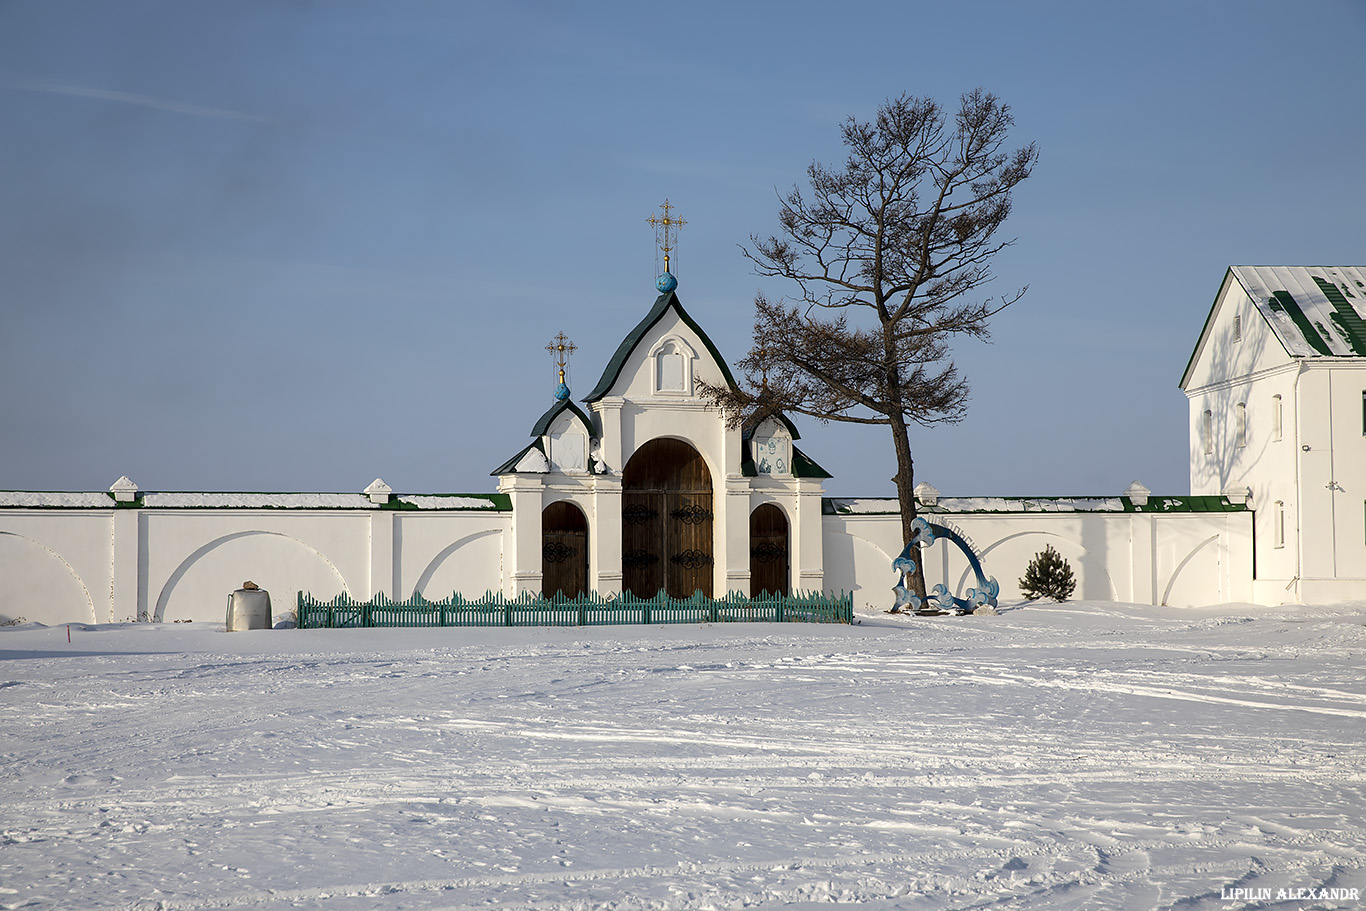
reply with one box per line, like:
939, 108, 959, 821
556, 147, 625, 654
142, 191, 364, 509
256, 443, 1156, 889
546, 331, 576, 386
646, 199, 686, 274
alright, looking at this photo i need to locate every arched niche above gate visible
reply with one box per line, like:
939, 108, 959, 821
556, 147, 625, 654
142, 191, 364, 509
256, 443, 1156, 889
650, 336, 696, 396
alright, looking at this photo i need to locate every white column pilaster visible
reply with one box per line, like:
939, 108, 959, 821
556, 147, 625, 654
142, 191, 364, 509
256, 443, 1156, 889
110, 508, 139, 623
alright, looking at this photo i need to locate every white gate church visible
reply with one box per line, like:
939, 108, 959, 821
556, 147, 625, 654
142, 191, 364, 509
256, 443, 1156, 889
491, 282, 830, 604
5, 262, 1361, 625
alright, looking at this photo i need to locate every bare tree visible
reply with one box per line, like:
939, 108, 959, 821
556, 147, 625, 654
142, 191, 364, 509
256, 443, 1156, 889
703, 90, 1036, 605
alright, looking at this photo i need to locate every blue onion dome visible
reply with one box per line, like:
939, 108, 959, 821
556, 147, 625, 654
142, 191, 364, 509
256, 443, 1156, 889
656, 271, 678, 293
554, 381, 571, 401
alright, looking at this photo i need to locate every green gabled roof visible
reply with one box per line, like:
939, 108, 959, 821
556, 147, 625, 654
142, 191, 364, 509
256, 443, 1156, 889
792, 446, 832, 479
1184, 266, 1366, 388
529, 396, 596, 438
490, 439, 545, 476
741, 411, 801, 441
584, 289, 739, 403
493, 392, 599, 477
739, 444, 832, 479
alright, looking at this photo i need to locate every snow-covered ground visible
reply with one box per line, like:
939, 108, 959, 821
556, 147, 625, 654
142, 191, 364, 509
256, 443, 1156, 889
3, 601, 1365, 910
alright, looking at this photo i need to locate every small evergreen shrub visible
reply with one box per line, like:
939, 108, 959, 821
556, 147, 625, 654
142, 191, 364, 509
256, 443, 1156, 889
1019, 544, 1076, 601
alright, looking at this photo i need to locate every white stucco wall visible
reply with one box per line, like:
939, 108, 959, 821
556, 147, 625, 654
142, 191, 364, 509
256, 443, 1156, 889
822, 509, 1252, 610
0, 506, 508, 626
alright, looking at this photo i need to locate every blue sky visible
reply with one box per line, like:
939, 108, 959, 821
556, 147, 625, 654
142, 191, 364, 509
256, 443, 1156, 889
2, 0, 1363, 497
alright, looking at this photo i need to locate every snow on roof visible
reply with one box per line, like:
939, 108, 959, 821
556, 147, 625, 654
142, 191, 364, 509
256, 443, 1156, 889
1232, 266, 1366, 358
0, 491, 509, 510
143, 493, 373, 509
825, 496, 1125, 515
394, 495, 505, 510
823, 495, 1244, 515
0, 491, 118, 508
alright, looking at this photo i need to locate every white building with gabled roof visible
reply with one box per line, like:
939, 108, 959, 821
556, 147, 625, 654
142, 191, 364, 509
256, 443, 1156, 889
491, 283, 832, 601
1180, 265, 1366, 604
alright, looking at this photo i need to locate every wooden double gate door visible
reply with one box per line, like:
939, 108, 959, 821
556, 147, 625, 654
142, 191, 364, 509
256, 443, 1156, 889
622, 438, 714, 597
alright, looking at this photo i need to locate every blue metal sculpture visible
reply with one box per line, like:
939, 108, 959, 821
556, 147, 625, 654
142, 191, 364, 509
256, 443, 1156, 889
893, 516, 999, 613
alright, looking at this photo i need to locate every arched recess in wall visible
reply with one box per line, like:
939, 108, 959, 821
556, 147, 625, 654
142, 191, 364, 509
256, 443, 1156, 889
154, 531, 349, 623
749, 503, 789, 595
820, 531, 893, 604
0, 532, 97, 625
969, 531, 1119, 601
1161, 534, 1220, 607
411, 528, 503, 599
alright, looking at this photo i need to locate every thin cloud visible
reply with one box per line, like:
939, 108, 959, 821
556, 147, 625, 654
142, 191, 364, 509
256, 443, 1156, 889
2, 79, 275, 123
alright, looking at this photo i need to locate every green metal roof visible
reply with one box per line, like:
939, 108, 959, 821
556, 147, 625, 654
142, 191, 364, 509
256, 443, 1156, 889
1238, 265, 1366, 358
822, 494, 1248, 515
792, 446, 832, 479
741, 411, 801, 442
0, 491, 512, 511
1181, 266, 1366, 390
583, 289, 739, 403
490, 440, 544, 476
529, 396, 596, 438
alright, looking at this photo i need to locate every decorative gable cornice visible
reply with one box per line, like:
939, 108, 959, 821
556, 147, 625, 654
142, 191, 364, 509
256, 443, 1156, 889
583, 289, 738, 403
529, 396, 596, 438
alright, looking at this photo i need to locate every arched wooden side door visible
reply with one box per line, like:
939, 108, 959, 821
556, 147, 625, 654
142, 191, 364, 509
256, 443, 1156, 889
749, 503, 790, 596
542, 501, 588, 597
622, 438, 713, 597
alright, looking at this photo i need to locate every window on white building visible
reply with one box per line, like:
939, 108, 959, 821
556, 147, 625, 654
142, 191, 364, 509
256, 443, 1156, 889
1236, 402, 1246, 448
1203, 410, 1213, 455
1274, 501, 1285, 549
1272, 394, 1282, 442
1233, 314, 1242, 341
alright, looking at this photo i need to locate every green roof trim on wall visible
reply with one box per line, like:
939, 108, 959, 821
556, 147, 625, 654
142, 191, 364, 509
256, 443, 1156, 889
583, 289, 739, 403
381, 493, 512, 511
822, 494, 1249, 515
0, 491, 513, 510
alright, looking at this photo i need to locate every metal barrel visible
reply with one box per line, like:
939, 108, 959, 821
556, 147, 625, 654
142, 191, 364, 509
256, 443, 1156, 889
226, 588, 272, 631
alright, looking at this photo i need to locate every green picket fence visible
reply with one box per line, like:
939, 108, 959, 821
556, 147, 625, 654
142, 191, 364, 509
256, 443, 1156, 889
296, 589, 853, 629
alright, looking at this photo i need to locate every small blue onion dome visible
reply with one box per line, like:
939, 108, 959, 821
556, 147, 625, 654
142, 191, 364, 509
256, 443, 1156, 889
656, 271, 678, 293
554, 382, 570, 401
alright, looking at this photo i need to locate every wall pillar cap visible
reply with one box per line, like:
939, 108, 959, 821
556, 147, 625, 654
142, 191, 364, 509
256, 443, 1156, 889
1123, 480, 1150, 505
364, 478, 393, 506
913, 481, 939, 506
109, 476, 139, 502
1223, 484, 1251, 506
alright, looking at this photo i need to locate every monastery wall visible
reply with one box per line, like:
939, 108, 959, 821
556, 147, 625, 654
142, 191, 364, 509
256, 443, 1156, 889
822, 506, 1252, 612
1, 495, 1253, 627
0, 502, 509, 626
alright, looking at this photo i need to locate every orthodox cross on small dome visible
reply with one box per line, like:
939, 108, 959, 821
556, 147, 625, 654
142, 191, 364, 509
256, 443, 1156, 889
546, 331, 576, 400
647, 199, 685, 290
